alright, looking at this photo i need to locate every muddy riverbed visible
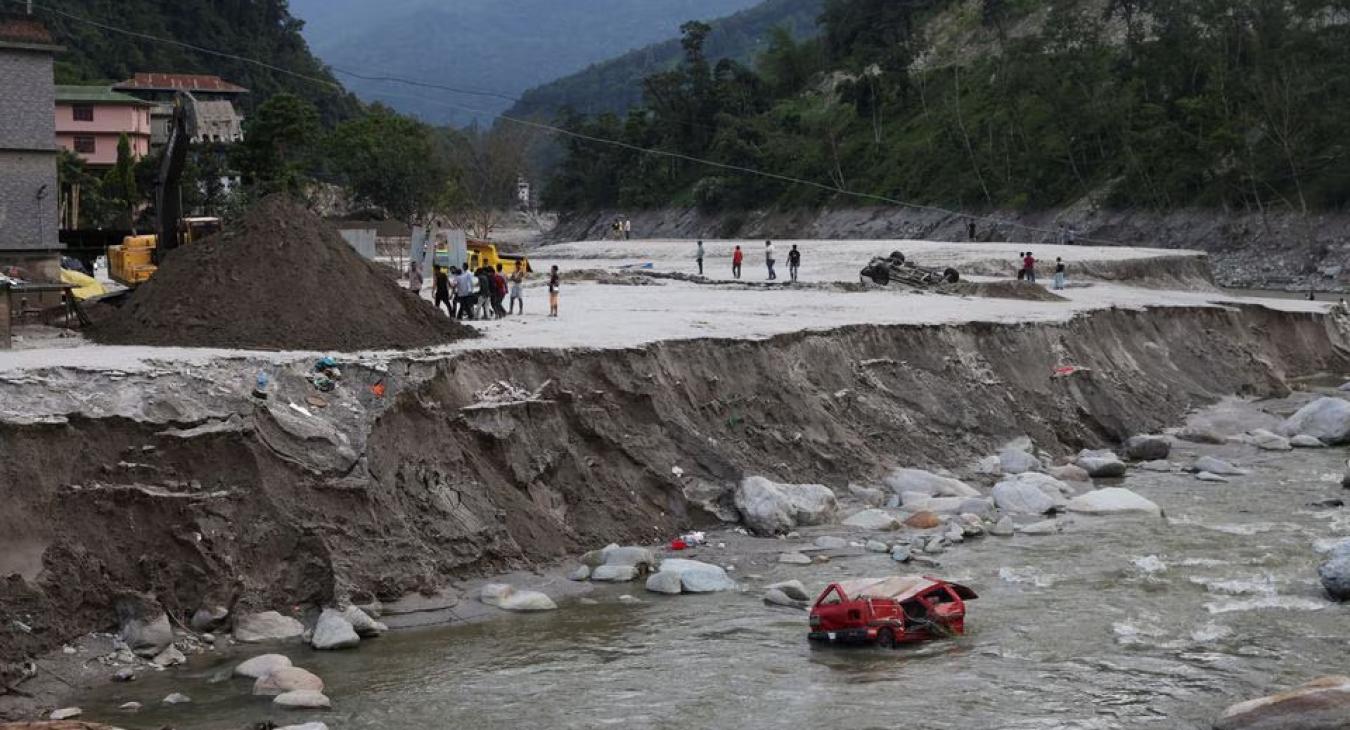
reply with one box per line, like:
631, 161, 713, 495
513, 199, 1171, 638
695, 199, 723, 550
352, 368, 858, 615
66, 409, 1348, 730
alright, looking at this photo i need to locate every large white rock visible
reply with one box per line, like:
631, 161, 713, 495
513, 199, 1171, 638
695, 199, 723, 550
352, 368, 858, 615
654, 558, 736, 593
234, 653, 292, 679
590, 565, 641, 582
233, 611, 304, 644
1076, 450, 1127, 478
991, 474, 1063, 514
49, 708, 82, 720
253, 667, 324, 696
842, 508, 900, 531
1193, 456, 1248, 476
311, 609, 360, 650
274, 690, 331, 709
882, 468, 980, 498
115, 595, 173, 658
997, 449, 1041, 475
1066, 488, 1161, 517
342, 606, 387, 637
1214, 676, 1350, 730
778, 552, 812, 565
1248, 428, 1292, 452
897, 495, 968, 514
479, 583, 514, 607
499, 590, 557, 612
1291, 434, 1327, 448
1046, 464, 1091, 483
1279, 397, 1350, 444
766, 580, 811, 601
734, 477, 837, 534
644, 571, 683, 595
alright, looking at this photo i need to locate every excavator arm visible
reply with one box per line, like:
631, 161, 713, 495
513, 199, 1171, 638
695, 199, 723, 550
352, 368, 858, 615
153, 92, 193, 261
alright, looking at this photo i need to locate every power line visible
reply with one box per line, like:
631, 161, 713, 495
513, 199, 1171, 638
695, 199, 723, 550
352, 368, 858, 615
18, 0, 1113, 245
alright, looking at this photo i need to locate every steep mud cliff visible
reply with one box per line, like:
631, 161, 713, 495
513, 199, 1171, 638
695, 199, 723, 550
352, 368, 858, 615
0, 304, 1345, 685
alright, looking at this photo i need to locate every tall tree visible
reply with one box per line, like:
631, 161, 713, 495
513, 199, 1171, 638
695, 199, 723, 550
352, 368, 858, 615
102, 134, 138, 229
233, 93, 322, 194
328, 105, 449, 225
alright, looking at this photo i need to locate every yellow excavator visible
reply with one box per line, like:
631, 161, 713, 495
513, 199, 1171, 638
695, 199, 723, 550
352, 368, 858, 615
107, 93, 221, 287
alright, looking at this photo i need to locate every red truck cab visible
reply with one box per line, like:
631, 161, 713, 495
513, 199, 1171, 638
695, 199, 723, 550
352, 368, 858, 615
808, 576, 977, 648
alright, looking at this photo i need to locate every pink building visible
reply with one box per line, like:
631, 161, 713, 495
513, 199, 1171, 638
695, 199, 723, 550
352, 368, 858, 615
54, 85, 152, 168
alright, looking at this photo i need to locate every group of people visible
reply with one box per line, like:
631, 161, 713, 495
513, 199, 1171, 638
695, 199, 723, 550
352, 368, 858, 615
701, 240, 802, 282
1017, 251, 1068, 290
429, 261, 562, 320
610, 217, 632, 240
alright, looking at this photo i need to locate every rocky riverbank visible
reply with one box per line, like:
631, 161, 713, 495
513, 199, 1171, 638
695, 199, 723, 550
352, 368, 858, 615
551, 206, 1350, 292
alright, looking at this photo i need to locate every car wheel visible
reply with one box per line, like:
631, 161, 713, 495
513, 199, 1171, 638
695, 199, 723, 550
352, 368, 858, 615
877, 627, 897, 649
943, 268, 960, 284
867, 267, 890, 286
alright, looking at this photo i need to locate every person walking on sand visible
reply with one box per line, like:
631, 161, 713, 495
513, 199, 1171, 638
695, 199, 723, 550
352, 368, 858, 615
732, 245, 744, 279
696, 240, 705, 276
765, 240, 777, 281
1023, 251, 1037, 284
477, 267, 494, 319
433, 266, 453, 316
968, 220, 977, 241
455, 266, 476, 320
509, 261, 526, 315
623, 218, 632, 240
1017, 253, 1027, 281
548, 265, 561, 317
788, 245, 801, 283
491, 263, 509, 318
1053, 258, 1066, 290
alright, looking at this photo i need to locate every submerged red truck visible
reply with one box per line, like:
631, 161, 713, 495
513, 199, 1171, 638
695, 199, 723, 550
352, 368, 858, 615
808, 576, 978, 648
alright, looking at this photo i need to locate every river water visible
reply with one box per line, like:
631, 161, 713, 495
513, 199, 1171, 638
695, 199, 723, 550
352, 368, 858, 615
77, 424, 1348, 730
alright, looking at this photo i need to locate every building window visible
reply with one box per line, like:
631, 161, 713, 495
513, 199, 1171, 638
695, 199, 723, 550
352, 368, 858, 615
73, 136, 96, 154
72, 104, 94, 121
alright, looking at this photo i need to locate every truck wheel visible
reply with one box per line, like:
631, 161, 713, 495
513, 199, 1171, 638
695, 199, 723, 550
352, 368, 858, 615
877, 627, 897, 649
867, 267, 890, 286
943, 268, 961, 284
888, 251, 905, 265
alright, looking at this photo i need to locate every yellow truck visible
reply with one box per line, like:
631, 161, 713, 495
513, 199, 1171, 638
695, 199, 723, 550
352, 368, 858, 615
435, 239, 531, 274
108, 217, 221, 287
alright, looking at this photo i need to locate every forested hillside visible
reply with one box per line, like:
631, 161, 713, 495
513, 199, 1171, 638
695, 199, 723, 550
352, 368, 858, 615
507, 0, 823, 121
37, 0, 359, 124
547, 0, 1350, 215
290, 0, 765, 126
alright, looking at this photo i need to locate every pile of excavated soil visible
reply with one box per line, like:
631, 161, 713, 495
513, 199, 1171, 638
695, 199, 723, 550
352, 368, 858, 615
91, 196, 474, 351
944, 280, 1069, 301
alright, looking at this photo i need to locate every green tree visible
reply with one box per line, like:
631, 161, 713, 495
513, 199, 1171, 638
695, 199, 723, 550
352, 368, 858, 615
101, 134, 139, 229
328, 105, 450, 225
234, 93, 322, 194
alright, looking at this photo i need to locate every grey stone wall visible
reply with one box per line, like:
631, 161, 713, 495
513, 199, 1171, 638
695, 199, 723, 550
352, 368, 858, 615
0, 151, 58, 251
0, 50, 55, 151
0, 47, 58, 250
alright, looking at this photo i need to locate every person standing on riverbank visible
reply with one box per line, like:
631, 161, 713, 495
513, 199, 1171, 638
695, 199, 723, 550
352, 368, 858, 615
765, 240, 777, 281
1023, 252, 1038, 284
732, 245, 744, 279
1053, 258, 1066, 290
433, 266, 453, 316
455, 266, 476, 319
1017, 253, 1027, 281
509, 261, 526, 315
788, 245, 801, 283
548, 265, 561, 317
696, 240, 705, 276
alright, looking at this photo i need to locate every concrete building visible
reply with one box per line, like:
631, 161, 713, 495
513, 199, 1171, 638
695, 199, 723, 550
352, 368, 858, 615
54, 85, 153, 168
111, 73, 247, 147
0, 11, 62, 282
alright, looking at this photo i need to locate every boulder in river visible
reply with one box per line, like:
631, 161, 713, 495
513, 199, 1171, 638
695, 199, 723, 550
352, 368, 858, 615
1290, 434, 1326, 448
49, 708, 82, 720
234, 653, 292, 679
644, 570, 684, 595
766, 580, 811, 601
1076, 450, 1127, 478
579, 545, 657, 572
1318, 551, 1350, 601
1213, 675, 1350, 730
114, 593, 173, 657
997, 449, 1042, 475
499, 591, 557, 612
1195, 472, 1230, 483
989, 516, 1015, 536
866, 539, 890, 553
904, 511, 943, 529
848, 484, 887, 506
480, 583, 514, 607
1248, 429, 1292, 452
778, 551, 812, 565
274, 689, 332, 709
653, 558, 737, 593
1018, 519, 1062, 536
233, 611, 304, 644
569, 566, 591, 581
1278, 397, 1350, 444
883, 468, 980, 498
734, 476, 837, 535
1046, 464, 1091, 483
991, 474, 1061, 514
1066, 488, 1162, 517
1125, 435, 1171, 461
151, 645, 185, 667
814, 536, 849, 550
190, 605, 229, 632
311, 609, 360, 650
342, 606, 387, 637
842, 508, 900, 531
162, 692, 192, 705
1193, 456, 1248, 476
591, 565, 641, 582
253, 666, 324, 696
763, 588, 808, 609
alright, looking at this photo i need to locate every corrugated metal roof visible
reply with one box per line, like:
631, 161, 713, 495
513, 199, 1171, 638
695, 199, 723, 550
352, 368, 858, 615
113, 73, 249, 94
55, 85, 154, 105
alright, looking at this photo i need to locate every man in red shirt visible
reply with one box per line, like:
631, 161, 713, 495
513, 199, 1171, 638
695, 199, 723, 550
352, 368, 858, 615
732, 245, 744, 279
1022, 252, 1037, 284
491, 264, 509, 318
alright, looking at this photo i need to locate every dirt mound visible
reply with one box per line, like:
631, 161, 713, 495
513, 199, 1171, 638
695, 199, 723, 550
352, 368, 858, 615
944, 280, 1069, 301
91, 196, 474, 351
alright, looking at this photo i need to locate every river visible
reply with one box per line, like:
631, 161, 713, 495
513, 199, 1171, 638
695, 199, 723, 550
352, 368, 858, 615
74, 413, 1347, 730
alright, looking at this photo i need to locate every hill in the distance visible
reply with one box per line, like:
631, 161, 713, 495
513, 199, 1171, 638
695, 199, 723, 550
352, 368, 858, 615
289, 0, 768, 126
507, 0, 823, 122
